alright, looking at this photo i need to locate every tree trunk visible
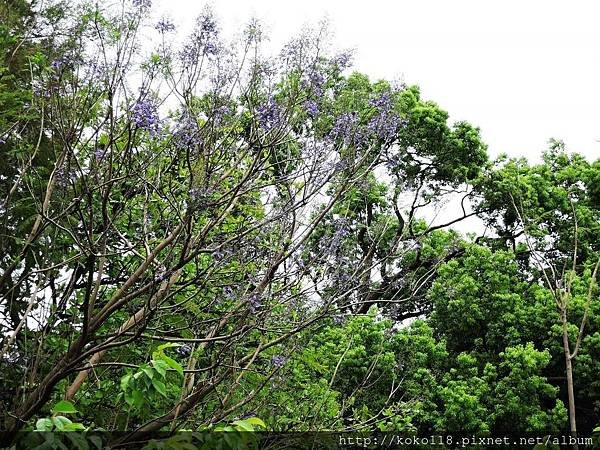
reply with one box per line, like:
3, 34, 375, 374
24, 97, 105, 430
561, 307, 578, 450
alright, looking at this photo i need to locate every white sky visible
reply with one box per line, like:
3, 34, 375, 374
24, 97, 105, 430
155, 0, 600, 162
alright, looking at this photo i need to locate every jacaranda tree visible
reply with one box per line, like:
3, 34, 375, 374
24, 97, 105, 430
1, 0, 598, 448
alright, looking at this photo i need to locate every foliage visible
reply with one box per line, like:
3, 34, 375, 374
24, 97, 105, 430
0, 0, 599, 447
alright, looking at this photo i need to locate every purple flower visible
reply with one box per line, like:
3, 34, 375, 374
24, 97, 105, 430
248, 293, 262, 313
132, 0, 151, 7
369, 92, 392, 109
131, 99, 161, 136
198, 12, 217, 36
271, 355, 287, 368
319, 218, 351, 255
175, 344, 191, 357
306, 70, 326, 95
331, 113, 356, 138
332, 51, 353, 70
180, 9, 219, 65
215, 105, 231, 116
367, 92, 399, 142
256, 97, 281, 131
211, 105, 231, 125
203, 41, 218, 55
309, 71, 325, 87
154, 268, 169, 281
243, 18, 263, 45
294, 256, 306, 271
368, 115, 398, 142
93, 148, 106, 162
223, 286, 235, 300
305, 100, 318, 118
329, 112, 365, 146
333, 315, 346, 325
179, 44, 199, 66
252, 61, 277, 79
155, 18, 175, 33
173, 113, 202, 148
332, 158, 349, 173
51, 59, 63, 70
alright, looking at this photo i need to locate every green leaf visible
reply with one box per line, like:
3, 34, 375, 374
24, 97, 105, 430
161, 355, 184, 376
52, 400, 78, 415
142, 365, 155, 380
231, 420, 254, 432
51, 416, 73, 431
244, 417, 266, 429
152, 359, 169, 378
125, 389, 144, 408
35, 418, 53, 431
120, 373, 132, 392
152, 378, 167, 397
63, 422, 86, 431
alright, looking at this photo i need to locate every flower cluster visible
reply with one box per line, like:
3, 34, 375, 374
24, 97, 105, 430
329, 112, 365, 147
330, 113, 356, 139
367, 92, 400, 142
256, 97, 282, 131
331, 158, 349, 173
333, 314, 346, 325
319, 218, 351, 256
154, 268, 169, 282
219, 285, 231, 297
243, 18, 263, 46
293, 256, 307, 273
331, 51, 353, 70
301, 140, 320, 160
271, 355, 287, 368
327, 255, 359, 294
180, 10, 219, 65
155, 18, 175, 33
248, 293, 262, 313
132, 0, 151, 8
307, 69, 326, 95
175, 344, 191, 357
93, 147, 107, 163
280, 37, 305, 68
252, 60, 278, 80
131, 99, 161, 136
179, 45, 199, 66
51, 58, 63, 70
328, 93, 402, 148
304, 100, 318, 118
211, 104, 231, 126
173, 112, 202, 149
198, 11, 217, 36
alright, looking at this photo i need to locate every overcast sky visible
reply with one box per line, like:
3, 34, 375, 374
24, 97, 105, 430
154, 0, 599, 162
